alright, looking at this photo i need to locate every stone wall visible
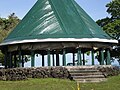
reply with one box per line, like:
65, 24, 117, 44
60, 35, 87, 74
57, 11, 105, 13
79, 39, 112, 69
0, 67, 70, 81
97, 65, 120, 77
0, 66, 119, 81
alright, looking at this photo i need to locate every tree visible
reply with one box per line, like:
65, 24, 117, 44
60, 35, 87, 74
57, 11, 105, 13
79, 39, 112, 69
96, 17, 111, 27
96, 0, 120, 64
103, 20, 120, 39
106, 0, 120, 20
96, 0, 120, 39
0, 13, 20, 65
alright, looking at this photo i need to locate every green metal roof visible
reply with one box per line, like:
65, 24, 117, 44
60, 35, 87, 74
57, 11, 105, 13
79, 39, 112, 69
1, 0, 117, 45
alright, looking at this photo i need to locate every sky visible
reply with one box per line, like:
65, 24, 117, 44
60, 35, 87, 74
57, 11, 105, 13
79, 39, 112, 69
0, 0, 112, 21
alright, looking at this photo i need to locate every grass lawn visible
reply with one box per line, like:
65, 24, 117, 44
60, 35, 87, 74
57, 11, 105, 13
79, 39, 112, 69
0, 75, 120, 90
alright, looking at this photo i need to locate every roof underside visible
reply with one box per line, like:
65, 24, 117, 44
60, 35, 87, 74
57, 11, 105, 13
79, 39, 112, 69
1, 0, 118, 45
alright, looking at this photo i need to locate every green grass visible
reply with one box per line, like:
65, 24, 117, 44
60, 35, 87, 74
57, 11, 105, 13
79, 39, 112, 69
0, 78, 76, 90
0, 75, 120, 90
80, 75, 120, 90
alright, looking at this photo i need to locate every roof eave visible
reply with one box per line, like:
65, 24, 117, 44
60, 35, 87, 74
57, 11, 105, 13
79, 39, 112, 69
0, 38, 118, 46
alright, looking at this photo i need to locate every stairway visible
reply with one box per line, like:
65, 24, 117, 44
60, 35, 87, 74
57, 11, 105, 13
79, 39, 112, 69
66, 66, 107, 83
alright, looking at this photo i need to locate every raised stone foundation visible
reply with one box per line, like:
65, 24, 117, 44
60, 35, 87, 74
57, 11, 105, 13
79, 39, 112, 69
97, 65, 120, 77
0, 67, 69, 81
0, 65, 119, 81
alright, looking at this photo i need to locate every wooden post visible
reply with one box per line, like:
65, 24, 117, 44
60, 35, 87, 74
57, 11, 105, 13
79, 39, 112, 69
4, 49, 8, 69
22, 55, 24, 67
56, 50, 59, 66
14, 55, 17, 68
42, 55, 44, 66
31, 51, 35, 67
77, 48, 82, 65
62, 49, 66, 66
7, 52, 12, 68
91, 49, 94, 65
100, 49, 104, 65
83, 52, 85, 65
52, 54, 55, 66
73, 52, 75, 66
18, 46, 22, 67
47, 50, 51, 66
9, 52, 12, 68
106, 49, 111, 65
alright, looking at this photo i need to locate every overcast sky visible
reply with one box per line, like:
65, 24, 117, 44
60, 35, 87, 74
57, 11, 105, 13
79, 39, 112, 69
0, 0, 112, 21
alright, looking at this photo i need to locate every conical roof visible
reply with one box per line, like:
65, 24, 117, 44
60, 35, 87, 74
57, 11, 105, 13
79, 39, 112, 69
1, 0, 118, 45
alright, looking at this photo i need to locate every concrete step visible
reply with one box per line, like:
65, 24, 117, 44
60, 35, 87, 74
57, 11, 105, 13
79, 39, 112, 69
65, 66, 98, 70
69, 68, 97, 70
75, 78, 107, 83
73, 75, 105, 79
70, 72, 103, 76
68, 68, 98, 71
69, 70, 99, 73
65, 66, 107, 83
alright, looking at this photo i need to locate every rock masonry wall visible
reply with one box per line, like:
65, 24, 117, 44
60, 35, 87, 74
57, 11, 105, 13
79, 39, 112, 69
0, 66, 119, 81
97, 65, 120, 77
0, 67, 70, 81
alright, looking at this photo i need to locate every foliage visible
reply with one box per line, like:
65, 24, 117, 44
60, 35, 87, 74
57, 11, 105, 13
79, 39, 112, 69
96, 0, 120, 63
97, 19, 120, 39
0, 30, 10, 43
0, 13, 20, 32
103, 20, 120, 39
0, 13, 20, 64
96, 0, 120, 39
0, 51, 4, 65
106, 0, 120, 20
97, 17, 111, 27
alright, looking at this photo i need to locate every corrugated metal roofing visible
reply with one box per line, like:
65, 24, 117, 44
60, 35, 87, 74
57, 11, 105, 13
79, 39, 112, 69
1, 0, 117, 45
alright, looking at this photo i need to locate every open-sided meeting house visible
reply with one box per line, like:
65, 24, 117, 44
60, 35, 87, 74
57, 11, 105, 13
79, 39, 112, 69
0, 0, 118, 68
